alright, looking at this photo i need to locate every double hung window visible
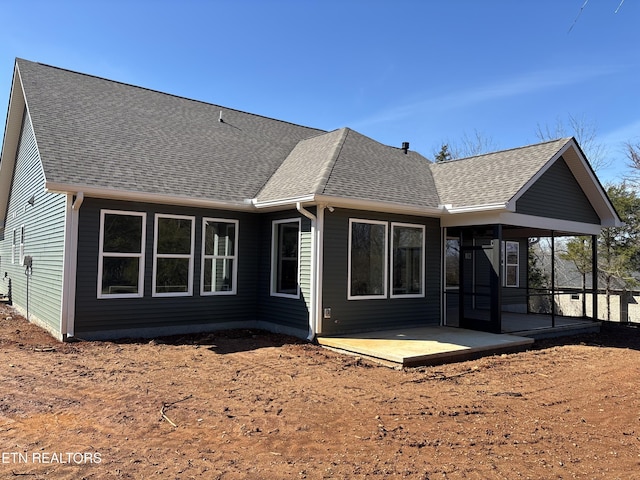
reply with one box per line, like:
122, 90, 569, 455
201, 218, 238, 295
98, 210, 146, 298
153, 214, 195, 296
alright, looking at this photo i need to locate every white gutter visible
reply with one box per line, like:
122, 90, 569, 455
60, 192, 83, 340
296, 202, 319, 341
443, 203, 510, 214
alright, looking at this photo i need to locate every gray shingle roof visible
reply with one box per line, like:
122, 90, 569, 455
256, 128, 440, 208
16, 59, 324, 204
13, 59, 588, 216
429, 138, 572, 209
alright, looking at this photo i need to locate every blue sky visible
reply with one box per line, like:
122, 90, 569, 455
1, 1, 638, 184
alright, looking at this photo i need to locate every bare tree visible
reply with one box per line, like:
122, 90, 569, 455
625, 140, 640, 185
434, 129, 497, 160
535, 114, 610, 172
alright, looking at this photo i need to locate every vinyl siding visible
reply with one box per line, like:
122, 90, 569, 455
516, 157, 600, 224
256, 211, 312, 333
320, 208, 441, 335
0, 109, 66, 335
74, 198, 260, 337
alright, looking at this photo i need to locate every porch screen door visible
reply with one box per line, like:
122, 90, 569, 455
459, 240, 501, 333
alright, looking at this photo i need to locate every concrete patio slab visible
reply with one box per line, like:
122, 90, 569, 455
317, 326, 535, 367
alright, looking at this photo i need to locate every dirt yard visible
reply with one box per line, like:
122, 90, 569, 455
0, 305, 638, 479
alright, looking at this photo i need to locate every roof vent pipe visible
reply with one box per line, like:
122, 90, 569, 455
402, 141, 409, 154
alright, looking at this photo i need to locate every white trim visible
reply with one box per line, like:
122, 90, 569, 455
61, 192, 84, 338
19, 225, 24, 265
98, 209, 147, 299
347, 218, 388, 300
200, 218, 239, 296
152, 213, 195, 297
390, 222, 425, 299
45, 182, 252, 211
270, 218, 301, 299
441, 210, 603, 236
11, 228, 16, 264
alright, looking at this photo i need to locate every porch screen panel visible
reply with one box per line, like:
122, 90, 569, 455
349, 220, 387, 298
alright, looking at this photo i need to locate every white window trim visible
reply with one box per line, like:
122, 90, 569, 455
19, 225, 25, 266
347, 218, 388, 300
11, 228, 16, 264
504, 240, 520, 288
152, 213, 195, 297
270, 218, 301, 299
201, 218, 239, 296
97, 210, 146, 299
390, 222, 425, 299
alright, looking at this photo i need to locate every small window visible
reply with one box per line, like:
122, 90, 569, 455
19, 226, 25, 266
391, 223, 425, 297
11, 229, 16, 264
348, 219, 387, 299
153, 214, 195, 297
271, 219, 300, 298
504, 240, 519, 287
201, 218, 238, 295
98, 210, 146, 298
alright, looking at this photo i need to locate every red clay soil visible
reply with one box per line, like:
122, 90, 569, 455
0, 304, 639, 479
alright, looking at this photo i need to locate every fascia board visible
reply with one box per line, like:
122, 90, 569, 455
45, 182, 254, 211
441, 210, 602, 236
444, 203, 510, 214
253, 194, 445, 216
0, 65, 26, 225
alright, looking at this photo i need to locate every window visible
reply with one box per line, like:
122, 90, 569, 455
11, 229, 16, 264
153, 214, 195, 296
391, 223, 425, 297
445, 236, 460, 289
98, 210, 146, 298
504, 240, 519, 287
271, 219, 300, 298
201, 218, 238, 295
348, 219, 387, 299
19, 226, 25, 265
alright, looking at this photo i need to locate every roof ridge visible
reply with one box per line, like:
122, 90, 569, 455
15, 58, 325, 134
311, 128, 350, 195
435, 137, 572, 164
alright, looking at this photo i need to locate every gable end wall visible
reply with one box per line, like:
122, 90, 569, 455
516, 157, 600, 224
0, 109, 66, 336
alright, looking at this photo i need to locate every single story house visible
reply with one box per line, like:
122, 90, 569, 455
0, 59, 621, 341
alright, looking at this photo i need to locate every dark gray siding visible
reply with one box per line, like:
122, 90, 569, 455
74, 198, 260, 337
320, 208, 441, 335
0, 110, 66, 335
516, 157, 600, 224
256, 210, 312, 334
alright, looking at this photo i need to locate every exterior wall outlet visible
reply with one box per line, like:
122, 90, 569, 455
323, 308, 331, 319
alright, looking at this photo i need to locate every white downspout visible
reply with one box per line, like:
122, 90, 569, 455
61, 192, 83, 340
296, 202, 318, 341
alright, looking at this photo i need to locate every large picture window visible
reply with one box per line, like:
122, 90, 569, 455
153, 214, 195, 296
271, 219, 300, 298
348, 219, 387, 299
391, 223, 425, 298
201, 218, 238, 295
98, 210, 146, 298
